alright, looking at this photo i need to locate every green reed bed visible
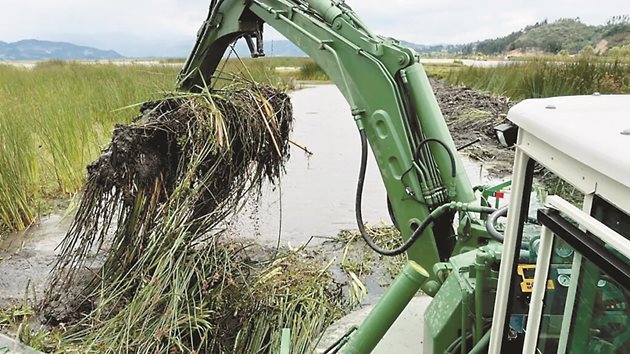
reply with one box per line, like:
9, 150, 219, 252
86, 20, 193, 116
298, 61, 329, 81
0, 62, 178, 233
446, 59, 630, 100
0, 58, 324, 236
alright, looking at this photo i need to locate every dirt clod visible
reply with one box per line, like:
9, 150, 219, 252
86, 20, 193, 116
431, 78, 516, 176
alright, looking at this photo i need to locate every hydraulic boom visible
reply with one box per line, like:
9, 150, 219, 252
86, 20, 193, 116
179, 0, 475, 285
177, 1, 630, 353
178, 0, 490, 352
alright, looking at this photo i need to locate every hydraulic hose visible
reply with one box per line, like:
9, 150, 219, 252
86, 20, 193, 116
355, 129, 535, 256
486, 205, 531, 250
414, 137, 456, 205
355, 130, 495, 256
414, 137, 457, 178
486, 205, 508, 242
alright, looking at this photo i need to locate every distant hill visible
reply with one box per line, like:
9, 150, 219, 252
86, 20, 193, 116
472, 16, 630, 55
399, 40, 464, 54
0, 39, 123, 60
6, 16, 628, 60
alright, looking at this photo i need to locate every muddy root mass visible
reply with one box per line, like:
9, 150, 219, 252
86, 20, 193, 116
40, 85, 346, 353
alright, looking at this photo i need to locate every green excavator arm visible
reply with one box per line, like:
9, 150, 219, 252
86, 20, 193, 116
178, 0, 481, 352
176, 3, 630, 353
179, 0, 475, 277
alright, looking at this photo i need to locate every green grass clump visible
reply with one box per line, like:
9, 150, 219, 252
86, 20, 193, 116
335, 225, 407, 304
1, 304, 78, 352
423, 63, 465, 80
446, 59, 630, 99
299, 61, 329, 81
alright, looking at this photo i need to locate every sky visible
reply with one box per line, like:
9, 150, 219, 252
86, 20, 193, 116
0, 0, 627, 57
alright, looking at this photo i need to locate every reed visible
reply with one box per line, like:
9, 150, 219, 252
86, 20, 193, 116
0, 62, 177, 234
446, 59, 630, 99
40, 80, 348, 353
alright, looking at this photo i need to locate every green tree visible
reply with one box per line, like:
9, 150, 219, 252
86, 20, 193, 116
542, 37, 563, 53
580, 45, 595, 56
558, 49, 570, 56
603, 14, 630, 36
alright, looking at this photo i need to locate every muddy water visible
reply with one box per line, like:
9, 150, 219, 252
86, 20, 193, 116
232, 85, 389, 244
0, 84, 506, 305
0, 215, 72, 306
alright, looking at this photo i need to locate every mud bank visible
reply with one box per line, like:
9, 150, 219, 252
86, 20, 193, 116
431, 78, 516, 175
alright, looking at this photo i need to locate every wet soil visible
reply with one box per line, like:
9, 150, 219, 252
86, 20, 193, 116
431, 78, 517, 175
0, 216, 71, 308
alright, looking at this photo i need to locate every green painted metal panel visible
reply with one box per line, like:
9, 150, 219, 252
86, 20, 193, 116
424, 272, 465, 353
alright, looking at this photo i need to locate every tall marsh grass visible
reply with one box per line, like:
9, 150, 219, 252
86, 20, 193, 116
299, 61, 329, 81
447, 60, 630, 99
0, 57, 323, 235
0, 62, 178, 232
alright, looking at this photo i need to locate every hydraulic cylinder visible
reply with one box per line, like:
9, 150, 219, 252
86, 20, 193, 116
344, 261, 429, 353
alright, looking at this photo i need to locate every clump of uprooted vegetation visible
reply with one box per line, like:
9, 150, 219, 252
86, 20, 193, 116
35, 82, 348, 353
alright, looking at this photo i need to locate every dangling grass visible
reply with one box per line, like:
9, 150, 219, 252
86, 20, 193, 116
446, 59, 630, 99
3, 249, 349, 354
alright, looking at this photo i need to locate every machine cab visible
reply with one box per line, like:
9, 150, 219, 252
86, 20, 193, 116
488, 94, 630, 353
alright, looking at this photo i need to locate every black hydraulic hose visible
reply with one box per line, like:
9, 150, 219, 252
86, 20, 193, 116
355, 130, 429, 256
415, 137, 457, 178
486, 205, 509, 242
357, 127, 530, 254
355, 130, 495, 256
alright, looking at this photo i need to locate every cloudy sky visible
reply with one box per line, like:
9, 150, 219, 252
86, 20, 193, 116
1, 0, 626, 57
